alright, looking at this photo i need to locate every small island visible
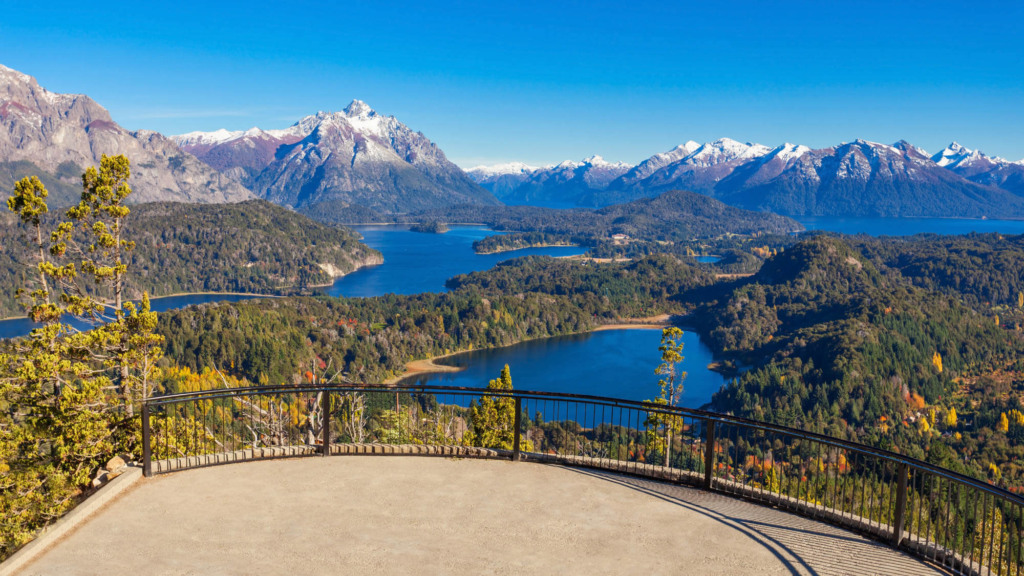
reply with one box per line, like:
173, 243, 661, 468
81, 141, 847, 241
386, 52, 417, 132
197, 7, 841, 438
410, 221, 449, 234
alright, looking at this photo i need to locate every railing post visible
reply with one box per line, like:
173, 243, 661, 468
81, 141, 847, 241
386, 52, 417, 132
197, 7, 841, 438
141, 402, 152, 478
321, 391, 331, 457
512, 396, 522, 462
892, 461, 909, 547
703, 420, 716, 490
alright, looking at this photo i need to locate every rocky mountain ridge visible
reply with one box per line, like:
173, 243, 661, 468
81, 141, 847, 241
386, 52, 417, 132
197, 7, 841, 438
0, 63, 253, 206
471, 137, 1024, 218
175, 100, 499, 214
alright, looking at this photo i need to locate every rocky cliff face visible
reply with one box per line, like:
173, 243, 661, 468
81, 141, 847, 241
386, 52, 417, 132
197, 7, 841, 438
0, 63, 253, 205
176, 101, 499, 214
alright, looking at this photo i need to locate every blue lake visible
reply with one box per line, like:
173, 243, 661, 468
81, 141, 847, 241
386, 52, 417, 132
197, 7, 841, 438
794, 216, 1024, 236
400, 328, 728, 408
0, 225, 583, 340
694, 255, 721, 264
0, 293, 265, 340
325, 225, 585, 297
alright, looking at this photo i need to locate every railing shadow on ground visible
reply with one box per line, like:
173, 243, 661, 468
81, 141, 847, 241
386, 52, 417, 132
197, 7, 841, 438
562, 466, 953, 576
142, 384, 1024, 576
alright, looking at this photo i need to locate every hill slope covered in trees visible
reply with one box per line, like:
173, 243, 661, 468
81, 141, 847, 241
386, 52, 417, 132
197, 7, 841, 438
0, 200, 380, 318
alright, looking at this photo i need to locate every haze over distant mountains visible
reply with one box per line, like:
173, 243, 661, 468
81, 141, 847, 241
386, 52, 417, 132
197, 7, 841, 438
470, 138, 1024, 218
0, 64, 252, 206
174, 100, 498, 214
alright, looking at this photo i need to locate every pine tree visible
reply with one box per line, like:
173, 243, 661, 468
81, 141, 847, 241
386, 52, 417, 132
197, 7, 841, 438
646, 327, 687, 467
465, 364, 516, 450
0, 156, 162, 558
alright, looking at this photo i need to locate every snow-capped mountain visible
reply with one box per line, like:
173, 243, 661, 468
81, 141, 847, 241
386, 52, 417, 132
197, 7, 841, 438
466, 162, 539, 179
583, 138, 778, 206
931, 142, 1024, 197
465, 162, 540, 197
0, 63, 252, 205
497, 155, 633, 206
176, 100, 499, 214
493, 136, 1024, 217
716, 139, 1024, 217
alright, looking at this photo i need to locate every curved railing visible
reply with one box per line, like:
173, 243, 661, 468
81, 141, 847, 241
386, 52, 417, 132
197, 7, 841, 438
143, 384, 1024, 575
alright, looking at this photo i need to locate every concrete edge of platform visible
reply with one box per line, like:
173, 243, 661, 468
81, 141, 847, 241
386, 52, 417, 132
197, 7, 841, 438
0, 465, 144, 576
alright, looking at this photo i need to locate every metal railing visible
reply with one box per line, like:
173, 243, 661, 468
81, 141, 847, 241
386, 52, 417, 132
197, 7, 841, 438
142, 384, 1024, 575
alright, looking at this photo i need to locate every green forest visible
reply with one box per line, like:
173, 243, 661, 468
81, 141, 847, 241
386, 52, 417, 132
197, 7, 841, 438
0, 200, 380, 318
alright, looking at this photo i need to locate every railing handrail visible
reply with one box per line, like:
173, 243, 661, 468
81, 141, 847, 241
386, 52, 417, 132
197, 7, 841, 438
143, 382, 1024, 508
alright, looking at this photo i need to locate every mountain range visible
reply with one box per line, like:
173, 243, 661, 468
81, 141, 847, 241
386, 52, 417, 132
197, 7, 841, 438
174, 100, 498, 214
470, 138, 1024, 218
2, 61, 1023, 220
0, 64, 252, 207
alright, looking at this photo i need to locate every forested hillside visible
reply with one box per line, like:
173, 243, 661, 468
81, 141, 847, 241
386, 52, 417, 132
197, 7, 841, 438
698, 236, 1024, 484
850, 232, 1024, 310
156, 255, 712, 385
0, 200, 380, 318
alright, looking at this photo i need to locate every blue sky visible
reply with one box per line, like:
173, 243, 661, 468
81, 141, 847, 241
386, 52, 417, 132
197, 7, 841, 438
2, 1, 1022, 167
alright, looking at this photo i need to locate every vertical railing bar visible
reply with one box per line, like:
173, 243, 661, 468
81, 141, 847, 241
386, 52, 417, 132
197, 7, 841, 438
923, 473, 933, 561
982, 492, 992, 575
838, 448, 847, 519
729, 422, 740, 495
925, 471, 933, 557
893, 461, 909, 548
322, 390, 331, 457
957, 482, 967, 571
812, 439, 824, 520
775, 431, 785, 501
142, 402, 152, 477
968, 484, 979, 571
857, 450, 866, 521
909, 467, 919, 546
626, 405, 634, 473
997, 498, 1007, 576
987, 493, 997, 575
942, 479, 953, 568
1015, 503, 1022, 576
868, 450, 878, 529
573, 400, 579, 458
703, 420, 716, 491
512, 396, 522, 462
827, 440, 835, 508
205, 398, 210, 458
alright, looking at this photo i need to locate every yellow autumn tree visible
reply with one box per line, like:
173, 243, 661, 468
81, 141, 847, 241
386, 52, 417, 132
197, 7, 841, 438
944, 407, 958, 428
931, 351, 943, 373
465, 365, 531, 451
917, 417, 931, 435
997, 412, 1010, 433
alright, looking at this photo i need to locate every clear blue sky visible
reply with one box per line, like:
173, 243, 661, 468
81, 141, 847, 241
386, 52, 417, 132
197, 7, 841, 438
2, 1, 1022, 167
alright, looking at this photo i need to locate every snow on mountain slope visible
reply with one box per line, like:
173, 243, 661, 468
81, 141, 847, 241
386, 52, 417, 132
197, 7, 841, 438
176, 100, 498, 214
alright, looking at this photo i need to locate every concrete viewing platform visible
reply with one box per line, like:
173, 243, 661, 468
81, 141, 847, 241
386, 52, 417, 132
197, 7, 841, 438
17, 457, 950, 575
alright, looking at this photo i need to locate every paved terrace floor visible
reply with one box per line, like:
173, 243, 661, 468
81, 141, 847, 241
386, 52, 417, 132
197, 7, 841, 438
21, 457, 950, 575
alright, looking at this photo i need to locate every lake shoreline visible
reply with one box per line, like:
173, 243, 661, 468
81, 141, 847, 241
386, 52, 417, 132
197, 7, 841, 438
0, 291, 281, 323
386, 315, 673, 385
474, 242, 580, 255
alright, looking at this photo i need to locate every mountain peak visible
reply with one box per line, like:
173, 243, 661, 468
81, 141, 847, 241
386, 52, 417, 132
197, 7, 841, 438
0, 62, 36, 86
933, 141, 977, 167
344, 99, 375, 118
